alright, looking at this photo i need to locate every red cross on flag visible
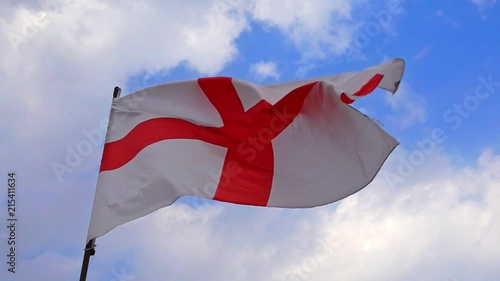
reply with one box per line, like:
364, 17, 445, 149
87, 58, 405, 242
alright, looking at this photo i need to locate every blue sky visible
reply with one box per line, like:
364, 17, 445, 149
0, 0, 499, 280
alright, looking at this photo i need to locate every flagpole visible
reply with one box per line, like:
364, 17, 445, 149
79, 86, 122, 281
79, 239, 96, 281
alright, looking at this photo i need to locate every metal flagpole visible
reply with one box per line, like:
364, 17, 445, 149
79, 86, 122, 281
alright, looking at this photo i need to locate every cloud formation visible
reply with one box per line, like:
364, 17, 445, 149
470, 0, 497, 11
250, 61, 281, 81
111, 149, 500, 281
384, 82, 427, 129
10, 149, 499, 281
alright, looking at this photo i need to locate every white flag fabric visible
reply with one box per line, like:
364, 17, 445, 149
87, 58, 405, 242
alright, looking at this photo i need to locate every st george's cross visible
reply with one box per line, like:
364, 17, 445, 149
100, 77, 318, 206
86, 58, 405, 242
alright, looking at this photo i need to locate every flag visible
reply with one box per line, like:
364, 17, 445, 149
87, 58, 405, 242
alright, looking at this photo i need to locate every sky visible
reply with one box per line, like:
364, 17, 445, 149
0, 0, 499, 280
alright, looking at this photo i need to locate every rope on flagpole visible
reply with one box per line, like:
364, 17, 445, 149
79, 86, 121, 281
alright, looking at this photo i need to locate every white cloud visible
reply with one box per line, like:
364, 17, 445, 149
435, 10, 461, 27
12, 149, 498, 281
249, 0, 354, 59
0, 0, 248, 146
384, 82, 427, 129
250, 61, 281, 81
414, 45, 432, 61
248, 0, 404, 62
12, 252, 81, 280
118, 150, 500, 281
470, 0, 497, 11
